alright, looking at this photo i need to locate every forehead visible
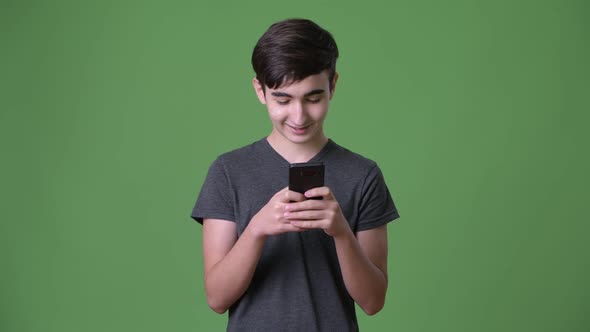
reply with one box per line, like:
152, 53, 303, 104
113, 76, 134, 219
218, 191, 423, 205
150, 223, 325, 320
267, 71, 330, 94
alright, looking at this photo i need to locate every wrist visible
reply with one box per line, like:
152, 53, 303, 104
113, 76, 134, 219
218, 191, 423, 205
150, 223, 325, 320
245, 218, 269, 241
332, 223, 354, 242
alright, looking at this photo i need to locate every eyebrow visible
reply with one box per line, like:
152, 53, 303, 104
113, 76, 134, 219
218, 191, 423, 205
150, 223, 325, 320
270, 89, 325, 98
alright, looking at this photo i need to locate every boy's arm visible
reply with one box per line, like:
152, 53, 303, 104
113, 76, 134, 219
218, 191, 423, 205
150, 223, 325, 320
333, 224, 388, 315
202, 188, 306, 314
202, 218, 265, 314
284, 187, 390, 315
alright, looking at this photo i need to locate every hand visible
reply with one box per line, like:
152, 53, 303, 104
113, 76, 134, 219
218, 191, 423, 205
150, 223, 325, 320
248, 187, 307, 238
283, 187, 351, 238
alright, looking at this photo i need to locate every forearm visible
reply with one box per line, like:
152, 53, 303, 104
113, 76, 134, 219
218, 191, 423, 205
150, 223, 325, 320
204, 226, 266, 313
334, 228, 388, 315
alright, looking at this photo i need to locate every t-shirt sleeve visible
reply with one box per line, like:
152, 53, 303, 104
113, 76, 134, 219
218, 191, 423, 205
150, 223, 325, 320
191, 157, 235, 224
356, 164, 400, 232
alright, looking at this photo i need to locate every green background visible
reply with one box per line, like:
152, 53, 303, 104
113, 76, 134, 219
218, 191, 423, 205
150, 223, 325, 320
2, 0, 588, 331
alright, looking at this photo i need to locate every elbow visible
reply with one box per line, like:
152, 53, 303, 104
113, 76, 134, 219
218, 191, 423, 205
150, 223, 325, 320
209, 305, 228, 315
206, 296, 229, 314
361, 301, 384, 316
362, 278, 388, 315
362, 303, 384, 316
359, 295, 386, 316
205, 286, 229, 314
204, 278, 230, 314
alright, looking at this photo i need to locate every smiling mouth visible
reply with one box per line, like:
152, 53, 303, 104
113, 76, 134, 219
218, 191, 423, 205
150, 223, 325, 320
287, 124, 311, 130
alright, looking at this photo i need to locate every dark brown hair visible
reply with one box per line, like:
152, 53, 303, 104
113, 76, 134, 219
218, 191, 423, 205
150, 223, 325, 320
251, 18, 339, 92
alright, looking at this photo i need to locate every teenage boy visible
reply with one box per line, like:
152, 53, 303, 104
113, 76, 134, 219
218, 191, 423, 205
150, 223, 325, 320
191, 18, 399, 331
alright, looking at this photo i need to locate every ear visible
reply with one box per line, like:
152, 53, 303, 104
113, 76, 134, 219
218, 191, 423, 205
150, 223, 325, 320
252, 77, 267, 104
329, 72, 339, 100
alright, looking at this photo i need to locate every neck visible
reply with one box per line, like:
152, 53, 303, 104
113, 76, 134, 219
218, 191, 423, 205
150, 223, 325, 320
266, 131, 328, 164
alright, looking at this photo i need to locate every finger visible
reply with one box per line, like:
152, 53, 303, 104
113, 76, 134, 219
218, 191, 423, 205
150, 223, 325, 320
279, 223, 307, 233
304, 186, 334, 200
282, 190, 307, 203
273, 186, 289, 199
284, 210, 325, 220
284, 199, 325, 212
290, 220, 324, 229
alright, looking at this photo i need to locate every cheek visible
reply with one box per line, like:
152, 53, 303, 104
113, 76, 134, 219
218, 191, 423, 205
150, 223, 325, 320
267, 107, 287, 121
310, 103, 329, 119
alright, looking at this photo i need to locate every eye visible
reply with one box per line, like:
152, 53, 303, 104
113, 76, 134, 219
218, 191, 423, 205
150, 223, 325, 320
276, 99, 290, 105
307, 98, 322, 104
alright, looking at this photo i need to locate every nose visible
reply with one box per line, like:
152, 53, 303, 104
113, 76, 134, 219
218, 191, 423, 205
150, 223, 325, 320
291, 101, 307, 125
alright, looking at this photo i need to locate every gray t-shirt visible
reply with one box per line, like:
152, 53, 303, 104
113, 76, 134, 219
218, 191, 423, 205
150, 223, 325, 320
192, 138, 399, 332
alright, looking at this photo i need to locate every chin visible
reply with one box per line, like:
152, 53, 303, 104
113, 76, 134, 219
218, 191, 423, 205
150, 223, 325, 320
274, 124, 323, 145
287, 133, 320, 145
283, 134, 306, 143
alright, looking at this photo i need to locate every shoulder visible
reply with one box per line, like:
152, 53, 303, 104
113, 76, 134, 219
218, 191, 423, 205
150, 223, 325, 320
208, 138, 270, 177
212, 139, 265, 165
325, 140, 379, 174
217, 139, 260, 161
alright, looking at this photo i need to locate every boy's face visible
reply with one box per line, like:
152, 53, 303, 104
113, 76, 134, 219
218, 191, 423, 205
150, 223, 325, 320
253, 70, 338, 147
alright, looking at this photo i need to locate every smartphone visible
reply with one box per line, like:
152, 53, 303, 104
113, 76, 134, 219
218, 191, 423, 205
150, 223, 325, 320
289, 162, 325, 199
